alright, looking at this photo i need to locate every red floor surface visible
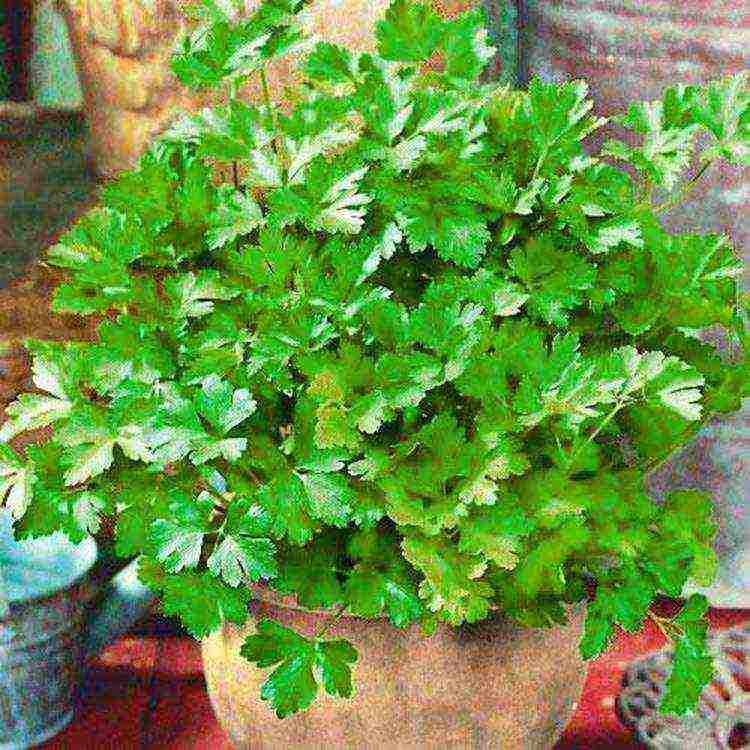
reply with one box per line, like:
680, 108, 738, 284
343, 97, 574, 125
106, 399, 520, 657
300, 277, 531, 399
40, 604, 747, 750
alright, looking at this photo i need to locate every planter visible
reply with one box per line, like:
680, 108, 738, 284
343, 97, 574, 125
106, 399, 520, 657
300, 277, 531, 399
0, 534, 97, 750
202, 588, 586, 750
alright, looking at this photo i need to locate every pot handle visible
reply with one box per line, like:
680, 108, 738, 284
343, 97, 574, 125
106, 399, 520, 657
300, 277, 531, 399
82, 557, 157, 661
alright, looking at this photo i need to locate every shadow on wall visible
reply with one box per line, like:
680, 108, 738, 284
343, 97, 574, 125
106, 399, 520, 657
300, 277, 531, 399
0, 112, 98, 289
0, 2, 92, 289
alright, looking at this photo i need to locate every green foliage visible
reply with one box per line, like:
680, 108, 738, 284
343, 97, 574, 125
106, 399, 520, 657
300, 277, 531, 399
157, 566, 253, 638
2, 0, 747, 722
659, 594, 715, 715
172, 0, 311, 90
241, 619, 357, 718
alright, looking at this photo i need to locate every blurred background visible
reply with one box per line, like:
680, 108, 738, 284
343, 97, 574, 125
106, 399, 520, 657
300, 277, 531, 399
1, 0, 93, 288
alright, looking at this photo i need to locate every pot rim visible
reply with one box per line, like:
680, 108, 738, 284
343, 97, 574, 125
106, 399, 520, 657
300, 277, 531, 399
248, 583, 362, 617
248, 582, 586, 626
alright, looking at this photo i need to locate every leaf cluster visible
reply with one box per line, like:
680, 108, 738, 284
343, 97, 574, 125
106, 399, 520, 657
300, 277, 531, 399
2, 0, 748, 720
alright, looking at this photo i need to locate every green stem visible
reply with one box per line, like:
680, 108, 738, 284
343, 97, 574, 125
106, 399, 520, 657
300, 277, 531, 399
315, 603, 348, 640
641, 178, 654, 205
242, 466, 263, 486
202, 484, 230, 508
531, 145, 548, 182
589, 402, 625, 444
258, 66, 286, 179
648, 609, 675, 642
259, 67, 273, 113
226, 77, 240, 188
653, 159, 713, 214
648, 608, 686, 644
641, 429, 697, 476
566, 400, 627, 474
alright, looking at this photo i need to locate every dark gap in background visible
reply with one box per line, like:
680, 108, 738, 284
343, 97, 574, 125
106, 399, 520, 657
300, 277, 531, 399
3, 0, 32, 101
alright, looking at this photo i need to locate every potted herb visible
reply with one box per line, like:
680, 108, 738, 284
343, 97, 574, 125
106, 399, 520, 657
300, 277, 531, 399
1, 0, 748, 747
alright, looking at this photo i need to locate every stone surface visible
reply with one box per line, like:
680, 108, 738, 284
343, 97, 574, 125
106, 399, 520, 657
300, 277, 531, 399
202, 589, 587, 750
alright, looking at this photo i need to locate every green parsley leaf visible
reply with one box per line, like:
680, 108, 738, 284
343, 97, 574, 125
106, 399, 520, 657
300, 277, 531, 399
273, 531, 344, 609
375, 0, 444, 63
241, 619, 358, 718
0, 444, 36, 520
440, 7, 495, 82
345, 527, 422, 626
659, 594, 714, 715
150, 491, 214, 573
206, 186, 265, 249
401, 532, 494, 625
691, 72, 749, 165
159, 568, 252, 638
208, 499, 278, 586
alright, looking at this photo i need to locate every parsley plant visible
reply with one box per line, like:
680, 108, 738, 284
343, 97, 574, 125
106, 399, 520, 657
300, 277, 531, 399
2, 0, 748, 720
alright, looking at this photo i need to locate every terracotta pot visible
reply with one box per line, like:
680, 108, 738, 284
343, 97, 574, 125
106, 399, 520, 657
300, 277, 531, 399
53, 0, 476, 178
202, 589, 587, 750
